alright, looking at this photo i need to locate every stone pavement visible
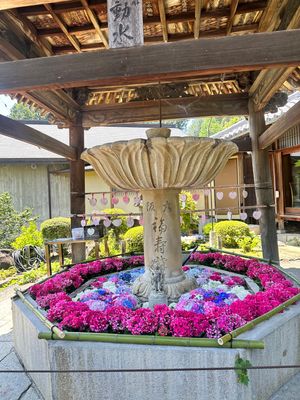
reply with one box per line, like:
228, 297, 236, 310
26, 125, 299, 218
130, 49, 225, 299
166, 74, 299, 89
0, 259, 300, 400
0, 287, 43, 400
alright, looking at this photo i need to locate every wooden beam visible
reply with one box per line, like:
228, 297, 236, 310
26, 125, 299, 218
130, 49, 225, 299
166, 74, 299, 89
250, 1, 300, 110
158, 0, 168, 42
0, 30, 299, 93
81, 94, 249, 127
0, 0, 69, 10
194, 0, 202, 39
248, 98, 279, 261
0, 114, 77, 160
80, 0, 108, 49
259, 100, 300, 149
52, 24, 259, 54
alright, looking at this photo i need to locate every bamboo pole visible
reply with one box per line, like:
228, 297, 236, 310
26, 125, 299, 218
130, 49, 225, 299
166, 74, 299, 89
15, 289, 65, 339
218, 292, 300, 346
38, 331, 264, 349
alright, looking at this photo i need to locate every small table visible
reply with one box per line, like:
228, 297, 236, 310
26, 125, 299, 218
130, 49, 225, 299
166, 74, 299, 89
44, 238, 100, 276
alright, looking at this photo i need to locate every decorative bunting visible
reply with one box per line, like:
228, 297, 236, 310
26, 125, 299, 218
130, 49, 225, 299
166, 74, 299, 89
240, 211, 248, 221
216, 192, 224, 200
229, 191, 237, 199
192, 193, 200, 201
253, 210, 262, 220
101, 193, 108, 205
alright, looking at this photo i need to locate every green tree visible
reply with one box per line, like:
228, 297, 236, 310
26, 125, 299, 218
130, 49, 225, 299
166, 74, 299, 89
9, 103, 47, 121
186, 116, 243, 137
0, 193, 35, 248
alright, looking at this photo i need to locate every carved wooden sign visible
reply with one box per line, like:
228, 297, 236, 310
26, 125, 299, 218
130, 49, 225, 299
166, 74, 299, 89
108, 0, 144, 48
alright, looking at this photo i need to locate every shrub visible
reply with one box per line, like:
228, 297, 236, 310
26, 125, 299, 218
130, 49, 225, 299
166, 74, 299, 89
12, 222, 43, 250
100, 230, 121, 256
214, 221, 251, 248
0, 192, 35, 248
238, 235, 261, 253
123, 226, 144, 253
40, 217, 71, 241
203, 222, 213, 236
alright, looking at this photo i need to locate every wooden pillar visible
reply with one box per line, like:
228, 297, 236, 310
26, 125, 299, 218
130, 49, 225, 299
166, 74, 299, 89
248, 99, 279, 262
69, 118, 85, 263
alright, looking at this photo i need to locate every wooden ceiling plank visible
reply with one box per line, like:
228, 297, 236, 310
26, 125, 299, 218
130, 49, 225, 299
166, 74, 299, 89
44, 4, 81, 52
82, 93, 249, 126
259, 100, 300, 149
0, 0, 70, 10
226, 0, 239, 35
0, 30, 299, 93
80, 0, 108, 49
194, 0, 202, 39
20, 1, 267, 25
0, 114, 77, 160
157, 0, 168, 42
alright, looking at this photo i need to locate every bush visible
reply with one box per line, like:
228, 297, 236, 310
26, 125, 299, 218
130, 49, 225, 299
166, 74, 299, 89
0, 192, 35, 248
238, 235, 261, 253
100, 230, 121, 256
203, 222, 213, 236
40, 217, 71, 241
123, 226, 144, 253
12, 222, 43, 250
214, 220, 251, 248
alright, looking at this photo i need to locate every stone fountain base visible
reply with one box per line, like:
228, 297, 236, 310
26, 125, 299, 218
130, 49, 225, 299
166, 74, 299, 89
12, 295, 300, 400
132, 270, 196, 301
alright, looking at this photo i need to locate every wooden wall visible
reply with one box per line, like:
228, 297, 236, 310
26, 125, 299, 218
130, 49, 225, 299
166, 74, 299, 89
0, 163, 69, 223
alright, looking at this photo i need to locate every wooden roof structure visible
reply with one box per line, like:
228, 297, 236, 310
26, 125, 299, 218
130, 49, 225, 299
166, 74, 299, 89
0, 0, 299, 262
0, 0, 299, 128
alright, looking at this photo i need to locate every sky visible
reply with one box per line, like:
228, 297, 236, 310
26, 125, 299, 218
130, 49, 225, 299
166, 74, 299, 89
0, 94, 16, 116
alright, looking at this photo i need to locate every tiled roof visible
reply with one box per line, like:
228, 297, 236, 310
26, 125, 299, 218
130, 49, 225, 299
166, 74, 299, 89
212, 92, 300, 140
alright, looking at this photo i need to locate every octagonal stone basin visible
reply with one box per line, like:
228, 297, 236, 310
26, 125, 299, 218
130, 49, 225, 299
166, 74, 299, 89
82, 129, 238, 300
12, 288, 300, 400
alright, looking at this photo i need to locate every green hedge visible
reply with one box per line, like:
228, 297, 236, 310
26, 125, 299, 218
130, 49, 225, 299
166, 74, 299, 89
214, 220, 251, 248
123, 226, 144, 253
40, 217, 71, 241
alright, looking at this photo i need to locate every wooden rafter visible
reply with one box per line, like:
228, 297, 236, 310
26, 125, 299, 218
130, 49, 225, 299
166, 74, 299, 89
0, 30, 299, 93
0, 114, 77, 160
250, 1, 300, 110
80, 0, 108, 49
81, 94, 249, 127
0, 11, 79, 123
259, 100, 300, 149
157, 0, 168, 42
194, 0, 202, 39
226, 0, 239, 35
258, 0, 286, 32
51, 23, 259, 53
44, 4, 81, 52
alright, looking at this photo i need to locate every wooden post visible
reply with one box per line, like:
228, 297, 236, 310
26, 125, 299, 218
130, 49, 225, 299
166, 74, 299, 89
248, 98, 279, 262
69, 119, 86, 263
